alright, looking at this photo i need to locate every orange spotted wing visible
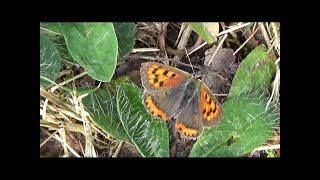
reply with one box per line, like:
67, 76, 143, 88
140, 62, 222, 139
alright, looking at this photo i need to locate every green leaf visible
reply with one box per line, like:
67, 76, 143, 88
40, 23, 76, 64
60, 23, 118, 82
188, 22, 219, 44
82, 87, 131, 142
40, 34, 61, 88
228, 45, 276, 97
52, 35, 76, 64
40, 22, 62, 35
190, 90, 279, 157
113, 22, 137, 58
116, 83, 169, 157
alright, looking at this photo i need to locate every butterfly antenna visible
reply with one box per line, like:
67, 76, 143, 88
184, 49, 196, 76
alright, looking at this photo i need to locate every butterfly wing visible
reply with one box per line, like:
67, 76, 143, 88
140, 62, 191, 92
142, 78, 191, 121
199, 83, 223, 126
175, 87, 203, 139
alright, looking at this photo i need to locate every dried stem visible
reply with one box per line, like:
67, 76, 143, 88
205, 34, 228, 67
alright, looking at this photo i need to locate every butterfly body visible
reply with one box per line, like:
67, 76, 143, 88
140, 62, 222, 139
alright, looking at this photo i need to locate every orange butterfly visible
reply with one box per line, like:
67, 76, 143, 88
140, 62, 223, 139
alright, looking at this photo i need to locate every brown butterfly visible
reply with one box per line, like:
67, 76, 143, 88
140, 62, 223, 139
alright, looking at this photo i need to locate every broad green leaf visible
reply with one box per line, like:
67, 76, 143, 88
228, 45, 276, 97
116, 83, 169, 157
40, 22, 62, 35
113, 22, 137, 58
188, 22, 219, 44
40, 34, 61, 88
82, 88, 130, 142
52, 35, 76, 64
60, 23, 118, 82
40, 23, 76, 64
190, 90, 279, 157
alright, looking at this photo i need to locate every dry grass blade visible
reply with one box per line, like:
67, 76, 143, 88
50, 71, 88, 92
40, 129, 58, 148
204, 34, 228, 67
187, 42, 207, 56
217, 22, 252, 37
40, 88, 75, 112
42, 99, 49, 121
266, 64, 280, 111
112, 141, 124, 158
71, 89, 97, 157
58, 128, 69, 157
233, 27, 260, 56
40, 120, 84, 133
173, 23, 192, 63
271, 22, 280, 56
258, 22, 276, 60
132, 48, 160, 53
174, 23, 186, 47
51, 130, 81, 157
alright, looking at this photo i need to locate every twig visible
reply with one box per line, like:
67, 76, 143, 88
205, 34, 228, 67
275, 57, 280, 65
40, 129, 58, 148
112, 141, 124, 158
158, 22, 169, 61
173, 23, 192, 62
166, 46, 185, 56
187, 36, 203, 53
271, 22, 280, 56
42, 98, 49, 121
217, 22, 252, 37
174, 23, 186, 47
265, 64, 280, 111
52, 130, 81, 157
267, 38, 277, 55
258, 22, 276, 59
265, 22, 272, 41
40, 121, 84, 133
252, 22, 257, 32
187, 42, 207, 56
184, 49, 195, 75
51, 71, 88, 92
132, 48, 160, 53
233, 27, 260, 56
58, 128, 69, 157
40, 88, 75, 112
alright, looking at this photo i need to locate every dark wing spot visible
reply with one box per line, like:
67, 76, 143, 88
153, 77, 159, 83
163, 70, 169, 76
171, 73, 176, 78
202, 108, 206, 114
157, 114, 162, 118
150, 111, 155, 114
152, 68, 159, 74
206, 109, 212, 117
208, 98, 212, 104
159, 81, 164, 87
